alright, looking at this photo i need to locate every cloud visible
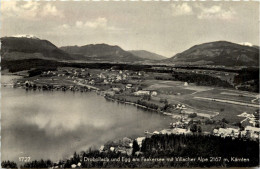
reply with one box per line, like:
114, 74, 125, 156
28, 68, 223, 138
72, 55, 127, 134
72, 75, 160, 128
197, 5, 236, 20
170, 3, 236, 20
40, 3, 63, 18
171, 3, 193, 16
75, 21, 84, 28
61, 24, 70, 29
1, 1, 39, 19
53, 17, 124, 37
1, 1, 63, 20
85, 17, 108, 29
74, 18, 108, 29
74, 17, 121, 31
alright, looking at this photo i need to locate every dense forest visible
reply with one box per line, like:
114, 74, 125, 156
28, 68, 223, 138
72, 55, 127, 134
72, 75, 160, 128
171, 71, 233, 88
233, 68, 259, 92
2, 134, 258, 168
1, 59, 153, 73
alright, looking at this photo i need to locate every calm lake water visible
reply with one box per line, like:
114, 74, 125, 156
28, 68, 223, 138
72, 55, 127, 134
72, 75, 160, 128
1, 75, 171, 163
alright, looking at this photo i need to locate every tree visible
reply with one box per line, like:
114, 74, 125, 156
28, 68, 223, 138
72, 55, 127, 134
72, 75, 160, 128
142, 95, 151, 101
132, 140, 140, 155
197, 126, 202, 133
190, 124, 197, 133
221, 118, 229, 124
220, 122, 226, 128
1, 161, 17, 168
188, 113, 197, 118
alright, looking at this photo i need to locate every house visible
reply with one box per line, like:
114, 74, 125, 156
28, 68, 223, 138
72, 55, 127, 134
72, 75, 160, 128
136, 137, 145, 147
213, 129, 218, 133
112, 88, 121, 92
170, 121, 184, 128
71, 164, 77, 168
99, 73, 106, 79
153, 131, 160, 135
89, 80, 95, 85
99, 145, 105, 152
116, 75, 122, 81
171, 128, 191, 135
238, 112, 255, 118
241, 118, 255, 127
104, 79, 109, 84
122, 74, 127, 80
151, 91, 158, 96
160, 129, 173, 135
134, 90, 150, 96
126, 84, 133, 89
241, 126, 260, 139
110, 147, 115, 151
138, 71, 145, 76
245, 126, 260, 133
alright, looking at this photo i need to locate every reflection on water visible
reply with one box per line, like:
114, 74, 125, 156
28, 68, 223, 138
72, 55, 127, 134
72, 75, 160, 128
1, 78, 171, 163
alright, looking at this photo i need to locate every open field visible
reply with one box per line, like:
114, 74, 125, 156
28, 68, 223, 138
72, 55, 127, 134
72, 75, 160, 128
194, 88, 259, 104
194, 96, 260, 108
140, 79, 258, 124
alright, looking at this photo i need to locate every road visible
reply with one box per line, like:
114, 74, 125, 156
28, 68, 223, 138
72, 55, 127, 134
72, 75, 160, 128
194, 96, 260, 108
76, 82, 99, 90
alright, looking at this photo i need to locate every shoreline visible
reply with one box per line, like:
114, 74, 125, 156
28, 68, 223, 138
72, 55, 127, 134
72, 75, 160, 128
103, 95, 174, 117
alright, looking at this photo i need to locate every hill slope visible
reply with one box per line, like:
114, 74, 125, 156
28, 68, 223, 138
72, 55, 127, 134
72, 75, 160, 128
128, 50, 167, 60
166, 41, 259, 66
60, 44, 143, 62
1, 37, 73, 61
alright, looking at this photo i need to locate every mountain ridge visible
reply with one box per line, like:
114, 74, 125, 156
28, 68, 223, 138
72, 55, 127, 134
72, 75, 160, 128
128, 50, 167, 60
165, 41, 259, 66
1, 37, 73, 61
60, 44, 144, 62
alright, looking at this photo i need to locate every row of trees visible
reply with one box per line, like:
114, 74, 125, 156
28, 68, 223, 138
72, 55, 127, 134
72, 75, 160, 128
140, 134, 259, 167
104, 95, 161, 112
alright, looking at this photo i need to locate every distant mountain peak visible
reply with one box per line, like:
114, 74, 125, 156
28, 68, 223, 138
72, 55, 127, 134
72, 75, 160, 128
1, 36, 73, 61
165, 40, 259, 66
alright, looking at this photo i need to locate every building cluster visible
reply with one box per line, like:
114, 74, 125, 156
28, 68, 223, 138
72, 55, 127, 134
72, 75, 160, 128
213, 128, 240, 138
133, 90, 158, 96
145, 128, 191, 136
238, 112, 259, 127
99, 137, 134, 156
213, 126, 260, 140
158, 128, 191, 135
170, 118, 191, 128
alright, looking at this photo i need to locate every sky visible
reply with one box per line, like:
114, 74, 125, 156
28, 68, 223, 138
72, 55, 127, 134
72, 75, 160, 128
1, 1, 259, 57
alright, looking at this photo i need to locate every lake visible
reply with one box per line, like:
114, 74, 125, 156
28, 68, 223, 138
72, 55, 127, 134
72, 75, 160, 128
1, 75, 171, 163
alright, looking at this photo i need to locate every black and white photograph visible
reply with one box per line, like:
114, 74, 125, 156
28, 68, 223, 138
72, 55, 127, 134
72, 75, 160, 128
1, 1, 259, 168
